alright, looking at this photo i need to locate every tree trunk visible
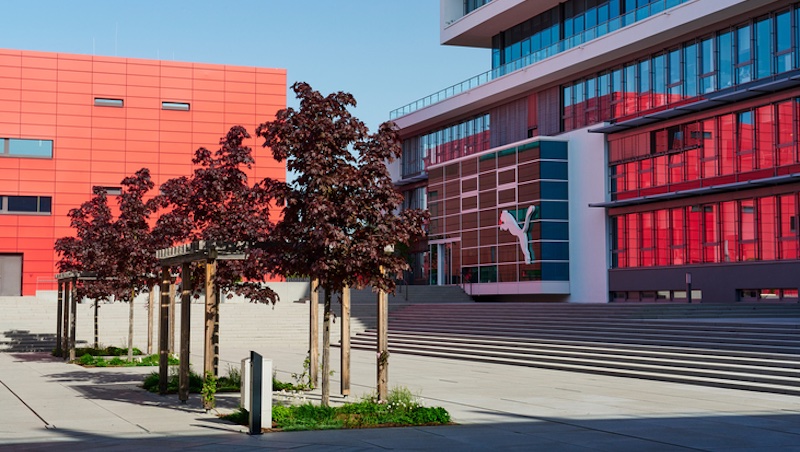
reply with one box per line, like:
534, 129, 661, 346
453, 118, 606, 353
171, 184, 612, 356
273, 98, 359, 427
94, 300, 99, 349
127, 289, 135, 362
321, 288, 331, 406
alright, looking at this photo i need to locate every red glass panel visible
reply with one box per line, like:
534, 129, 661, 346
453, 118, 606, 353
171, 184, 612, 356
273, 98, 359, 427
719, 114, 735, 175
669, 153, 684, 184
685, 149, 700, 182
702, 204, 719, 263
687, 206, 702, 264
653, 155, 668, 187
739, 199, 757, 261
756, 105, 774, 170
779, 194, 798, 259
626, 161, 638, 192
641, 211, 655, 267
720, 201, 738, 262
758, 197, 776, 261
656, 209, 669, 266
777, 100, 795, 166
627, 213, 640, 267
639, 159, 652, 189
738, 111, 755, 173
670, 208, 685, 265
701, 119, 718, 179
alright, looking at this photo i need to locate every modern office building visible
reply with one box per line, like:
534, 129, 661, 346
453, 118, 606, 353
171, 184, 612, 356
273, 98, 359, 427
391, 0, 800, 303
0, 49, 286, 296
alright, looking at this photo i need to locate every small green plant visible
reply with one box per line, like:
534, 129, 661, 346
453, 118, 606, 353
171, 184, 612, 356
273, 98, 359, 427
201, 371, 217, 410
291, 352, 315, 390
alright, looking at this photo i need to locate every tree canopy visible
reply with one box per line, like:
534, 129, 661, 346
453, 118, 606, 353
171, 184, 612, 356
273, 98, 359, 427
154, 125, 278, 305
257, 82, 427, 295
257, 82, 428, 405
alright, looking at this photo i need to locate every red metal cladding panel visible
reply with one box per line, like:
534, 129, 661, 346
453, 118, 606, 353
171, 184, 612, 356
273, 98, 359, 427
1, 49, 287, 294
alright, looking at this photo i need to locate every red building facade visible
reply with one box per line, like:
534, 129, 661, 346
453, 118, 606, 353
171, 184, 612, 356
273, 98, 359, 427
0, 49, 286, 296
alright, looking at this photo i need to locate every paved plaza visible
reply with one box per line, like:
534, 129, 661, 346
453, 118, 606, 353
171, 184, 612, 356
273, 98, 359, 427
1, 339, 799, 451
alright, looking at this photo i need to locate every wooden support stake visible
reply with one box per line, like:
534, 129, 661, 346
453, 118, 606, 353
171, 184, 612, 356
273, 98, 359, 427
309, 278, 319, 387
69, 278, 78, 362
340, 286, 350, 396
204, 260, 218, 378
377, 280, 388, 401
158, 267, 171, 395
62, 279, 70, 360
179, 262, 192, 403
55, 280, 63, 357
147, 288, 154, 355
169, 280, 176, 354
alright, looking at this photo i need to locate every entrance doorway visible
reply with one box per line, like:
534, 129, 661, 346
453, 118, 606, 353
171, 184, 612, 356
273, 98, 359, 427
429, 240, 458, 286
0, 254, 23, 296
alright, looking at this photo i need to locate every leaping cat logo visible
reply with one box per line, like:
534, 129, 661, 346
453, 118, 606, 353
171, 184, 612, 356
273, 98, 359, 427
499, 205, 537, 264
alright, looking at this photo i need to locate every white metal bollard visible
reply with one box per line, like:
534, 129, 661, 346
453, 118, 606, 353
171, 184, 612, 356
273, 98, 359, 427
241, 357, 251, 411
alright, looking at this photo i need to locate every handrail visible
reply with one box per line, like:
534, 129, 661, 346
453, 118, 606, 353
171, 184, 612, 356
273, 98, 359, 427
390, 0, 688, 120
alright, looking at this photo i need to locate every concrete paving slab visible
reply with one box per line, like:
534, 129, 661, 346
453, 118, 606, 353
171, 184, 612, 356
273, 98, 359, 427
2, 335, 800, 450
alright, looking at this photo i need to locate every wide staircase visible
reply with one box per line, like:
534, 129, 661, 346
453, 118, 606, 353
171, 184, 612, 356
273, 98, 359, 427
0, 285, 472, 354
348, 302, 800, 397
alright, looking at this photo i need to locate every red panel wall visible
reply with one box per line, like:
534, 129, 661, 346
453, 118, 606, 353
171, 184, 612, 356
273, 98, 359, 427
0, 49, 287, 295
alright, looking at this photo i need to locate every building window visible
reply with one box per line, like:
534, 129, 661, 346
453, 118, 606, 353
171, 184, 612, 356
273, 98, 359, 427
1, 138, 53, 158
93, 186, 122, 196
162, 101, 190, 111
94, 98, 124, 107
1, 196, 52, 214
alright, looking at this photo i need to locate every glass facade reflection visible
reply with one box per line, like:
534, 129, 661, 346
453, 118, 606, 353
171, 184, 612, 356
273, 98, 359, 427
427, 140, 569, 286
611, 193, 798, 268
608, 96, 800, 199
562, 5, 800, 132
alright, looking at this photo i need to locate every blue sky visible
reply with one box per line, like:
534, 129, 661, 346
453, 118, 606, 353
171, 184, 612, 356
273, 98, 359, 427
1, 0, 488, 132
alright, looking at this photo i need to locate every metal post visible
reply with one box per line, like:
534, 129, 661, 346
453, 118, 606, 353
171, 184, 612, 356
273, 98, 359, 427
249, 351, 263, 435
686, 272, 693, 304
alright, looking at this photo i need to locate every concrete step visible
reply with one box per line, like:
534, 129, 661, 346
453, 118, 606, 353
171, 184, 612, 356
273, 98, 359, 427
347, 343, 800, 397
342, 302, 800, 396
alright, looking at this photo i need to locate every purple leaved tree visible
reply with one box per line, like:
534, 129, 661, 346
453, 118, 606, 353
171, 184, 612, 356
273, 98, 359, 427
257, 82, 427, 406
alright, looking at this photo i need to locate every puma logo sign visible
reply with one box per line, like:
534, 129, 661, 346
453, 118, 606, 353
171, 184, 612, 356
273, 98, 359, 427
499, 205, 537, 264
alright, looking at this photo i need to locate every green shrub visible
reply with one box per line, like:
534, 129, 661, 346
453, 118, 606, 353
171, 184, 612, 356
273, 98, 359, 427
264, 387, 451, 431
220, 407, 249, 425
201, 371, 217, 409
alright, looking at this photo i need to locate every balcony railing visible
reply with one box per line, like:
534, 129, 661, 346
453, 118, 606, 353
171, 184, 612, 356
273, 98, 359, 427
390, 0, 688, 120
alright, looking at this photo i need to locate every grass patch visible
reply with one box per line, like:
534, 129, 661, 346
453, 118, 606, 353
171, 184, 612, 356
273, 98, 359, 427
141, 366, 306, 395
222, 387, 451, 431
53, 346, 144, 358
78, 353, 176, 367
